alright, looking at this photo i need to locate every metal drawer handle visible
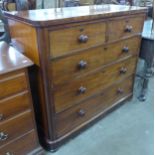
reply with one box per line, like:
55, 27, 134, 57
78, 34, 88, 43
117, 88, 124, 94
78, 60, 87, 69
125, 25, 133, 32
0, 113, 3, 121
120, 67, 127, 74
0, 132, 8, 141
77, 109, 86, 117
78, 86, 86, 94
122, 46, 129, 53
5, 152, 14, 155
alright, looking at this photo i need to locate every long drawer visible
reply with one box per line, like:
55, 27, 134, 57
49, 22, 106, 58
107, 15, 144, 42
54, 56, 137, 113
51, 37, 141, 85
0, 91, 31, 122
0, 111, 34, 147
0, 130, 39, 155
56, 75, 134, 137
0, 70, 28, 99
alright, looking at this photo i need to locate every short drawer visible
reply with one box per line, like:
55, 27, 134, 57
0, 92, 31, 122
56, 76, 134, 137
0, 111, 34, 147
51, 37, 141, 85
54, 56, 137, 113
0, 130, 39, 155
0, 70, 28, 99
107, 15, 145, 41
49, 22, 106, 58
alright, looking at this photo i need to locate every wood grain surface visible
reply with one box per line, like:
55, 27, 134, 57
49, 22, 106, 57
4, 5, 147, 27
56, 75, 134, 137
0, 42, 33, 74
54, 56, 137, 113
51, 37, 141, 85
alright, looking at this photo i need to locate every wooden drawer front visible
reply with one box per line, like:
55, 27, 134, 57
107, 15, 144, 42
0, 111, 34, 147
49, 22, 106, 58
54, 56, 137, 113
56, 76, 133, 137
0, 130, 39, 155
0, 92, 31, 122
0, 71, 28, 99
51, 37, 141, 85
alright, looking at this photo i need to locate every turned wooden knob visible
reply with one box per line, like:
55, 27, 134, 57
120, 67, 127, 74
0, 132, 8, 141
77, 109, 86, 117
117, 88, 124, 94
78, 86, 86, 94
78, 35, 88, 43
125, 25, 133, 32
78, 60, 87, 69
122, 46, 129, 53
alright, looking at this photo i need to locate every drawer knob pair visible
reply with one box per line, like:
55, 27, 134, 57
117, 88, 124, 94
78, 86, 86, 94
78, 60, 87, 69
77, 109, 86, 117
5, 152, 14, 155
120, 67, 127, 74
0, 132, 8, 141
78, 35, 88, 43
125, 25, 133, 32
0, 113, 3, 121
122, 46, 129, 53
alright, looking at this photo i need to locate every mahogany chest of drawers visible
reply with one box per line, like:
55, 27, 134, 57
4, 5, 147, 151
0, 42, 43, 154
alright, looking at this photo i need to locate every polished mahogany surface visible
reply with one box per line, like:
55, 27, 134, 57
0, 42, 43, 154
4, 5, 147, 151
4, 5, 147, 27
0, 41, 33, 74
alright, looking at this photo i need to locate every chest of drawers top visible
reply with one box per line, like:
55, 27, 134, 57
0, 41, 33, 75
4, 5, 147, 27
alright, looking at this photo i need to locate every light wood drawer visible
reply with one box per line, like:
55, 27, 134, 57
0, 92, 31, 122
51, 37, 141, 85
107, 15, 144, 41
0, 130, 39, 155
56, 76, 133, 137
0, 70, 28, 99
49, 22, 106, 58
54, 56, 137, 113
0, 111, 34, 147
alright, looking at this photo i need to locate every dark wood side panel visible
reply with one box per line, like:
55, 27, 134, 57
8, 19, 40, 66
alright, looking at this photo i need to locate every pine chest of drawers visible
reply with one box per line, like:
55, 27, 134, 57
4, 5, 147, 151
0, 42, 43, 154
